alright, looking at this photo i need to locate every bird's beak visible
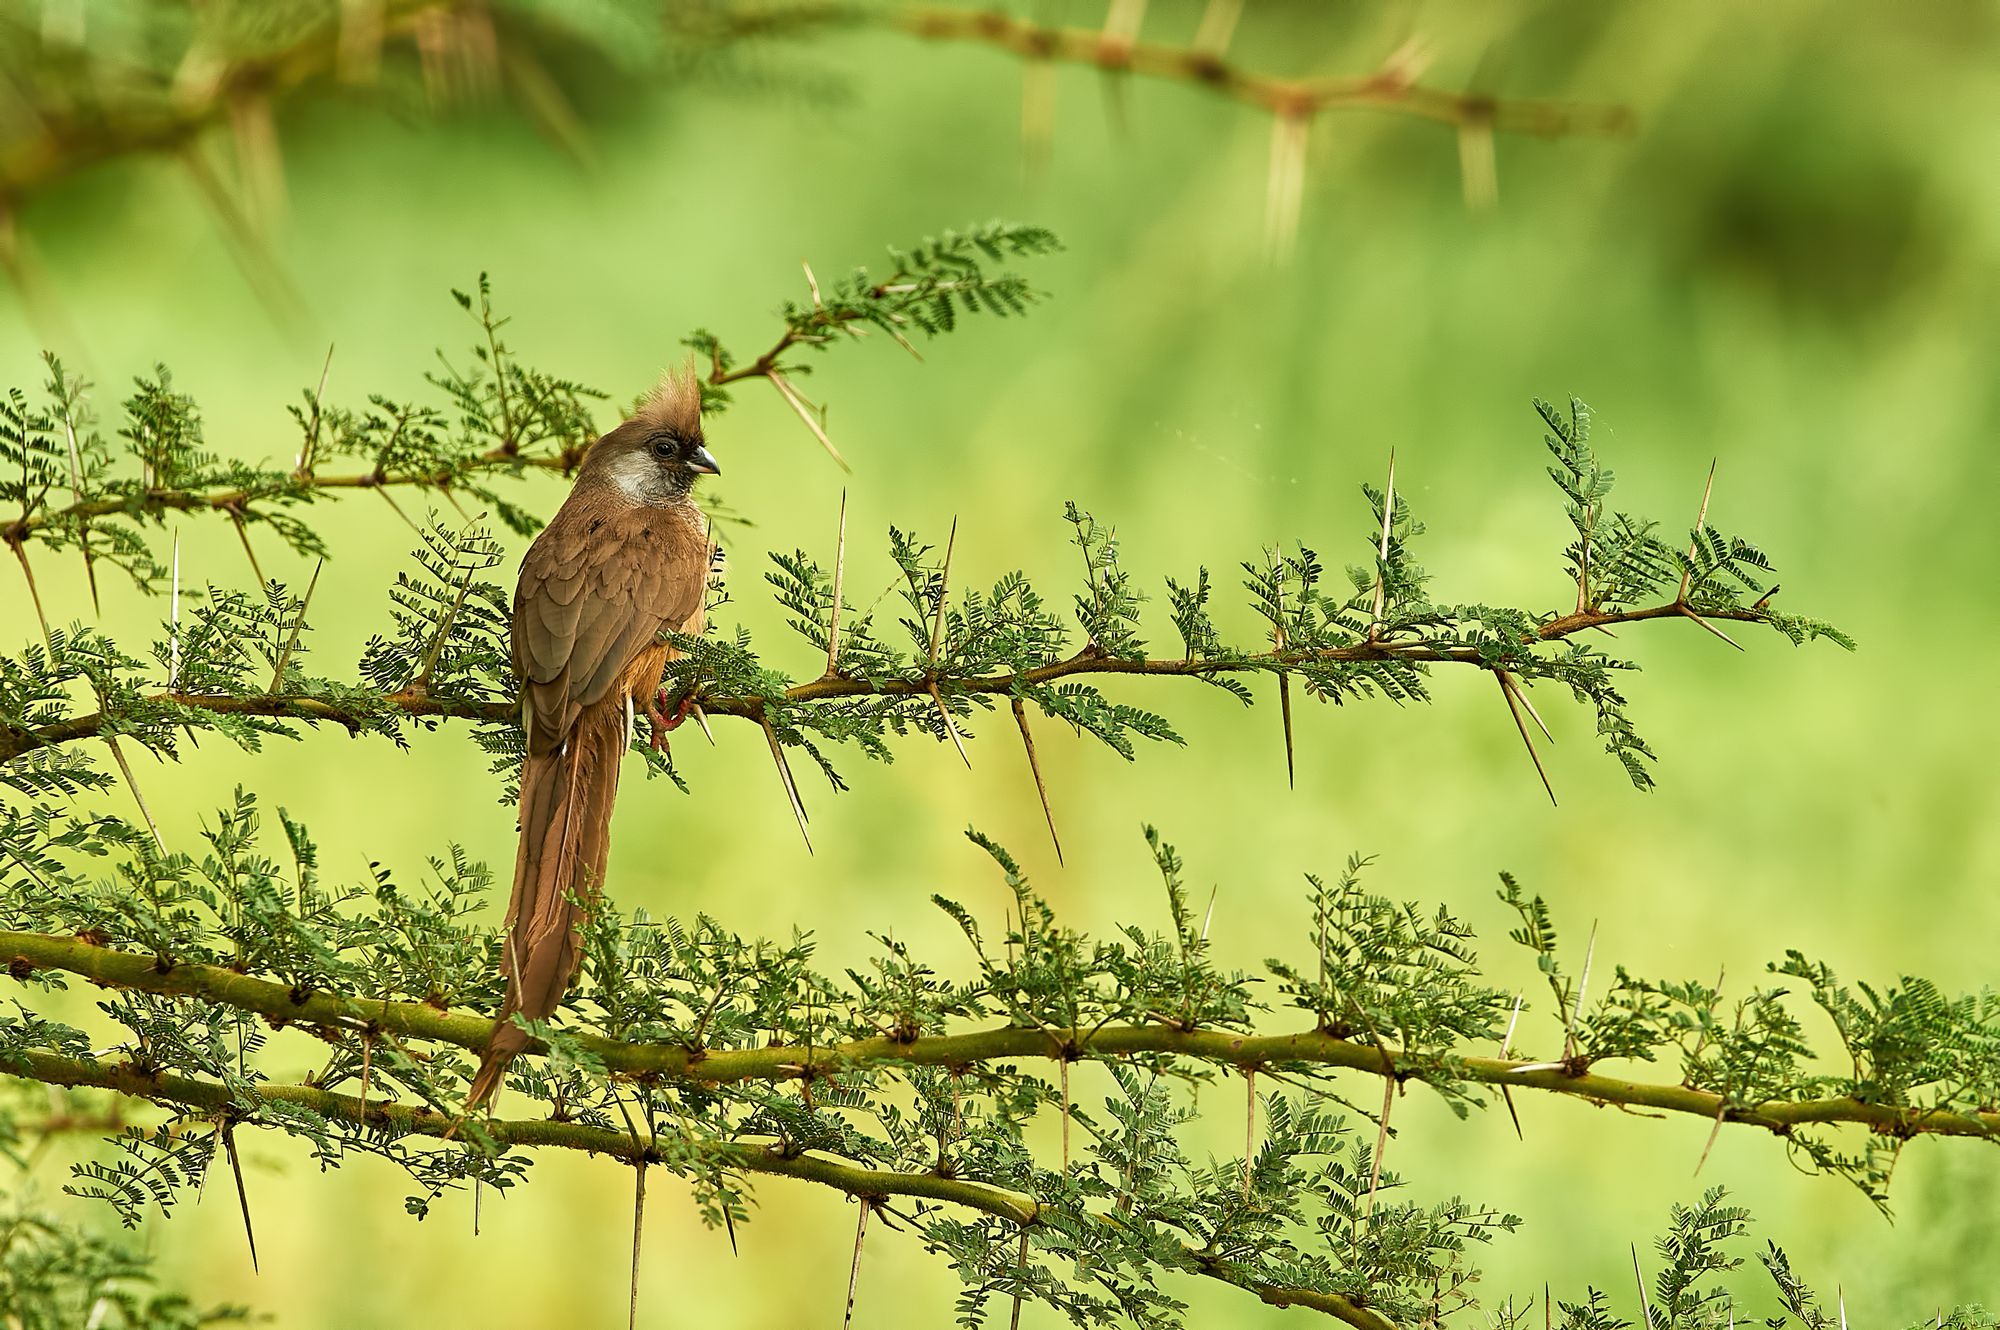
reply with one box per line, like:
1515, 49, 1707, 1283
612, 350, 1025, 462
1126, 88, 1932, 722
689, 445, 721, 476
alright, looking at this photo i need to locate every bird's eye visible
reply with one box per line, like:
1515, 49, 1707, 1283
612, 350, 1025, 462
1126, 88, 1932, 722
651, 436, 675, 459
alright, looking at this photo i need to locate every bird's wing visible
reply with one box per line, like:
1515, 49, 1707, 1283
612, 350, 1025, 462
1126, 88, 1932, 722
512, 499, 709, 755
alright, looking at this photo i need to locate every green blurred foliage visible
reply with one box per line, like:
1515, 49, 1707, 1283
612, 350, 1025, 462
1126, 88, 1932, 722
1, 1, 1996, 1324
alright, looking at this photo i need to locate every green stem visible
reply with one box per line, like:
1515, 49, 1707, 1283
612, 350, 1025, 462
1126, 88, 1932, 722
4, 928, 1991, 1143
0, 598, 1777, 762
0, 1047, 1397, 1328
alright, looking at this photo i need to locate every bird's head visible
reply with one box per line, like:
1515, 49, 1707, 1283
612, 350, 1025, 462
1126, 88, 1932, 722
582, 363, 720, 505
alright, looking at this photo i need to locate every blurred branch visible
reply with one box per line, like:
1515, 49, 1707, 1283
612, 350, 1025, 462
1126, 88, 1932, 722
6, 928, 1992, 1145
888, 6, 1633, 137
0, 2, 1628, 212
0, 0, 446, 203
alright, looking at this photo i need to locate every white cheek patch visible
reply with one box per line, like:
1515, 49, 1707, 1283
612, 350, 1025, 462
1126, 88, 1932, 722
607, 451, 664, 505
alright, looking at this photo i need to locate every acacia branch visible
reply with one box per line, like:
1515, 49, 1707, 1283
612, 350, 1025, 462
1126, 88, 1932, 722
0, 597, 1779, 762
889, 7, 1632, 137
5, 928, 1991, 1145
0, 1048, 1035, 1223
1, 1047, 1392, 1330
0, 0, 447, 203
0, 3, 1628, 211
2, 448, 580, 546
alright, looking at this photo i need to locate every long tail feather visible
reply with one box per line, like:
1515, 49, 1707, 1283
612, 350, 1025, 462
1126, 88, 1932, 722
467, 700, 625, 1109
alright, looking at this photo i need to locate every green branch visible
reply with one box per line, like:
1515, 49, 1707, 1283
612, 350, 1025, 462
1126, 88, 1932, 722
0, 595, 1784, 763
889, 6, 1632, 136
7, 928, 1990, 1144
1, 1048, 1035, 1223
2, 1047, 1402, 1330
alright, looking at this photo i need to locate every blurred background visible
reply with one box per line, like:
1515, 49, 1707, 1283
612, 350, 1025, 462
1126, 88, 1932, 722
2, 0, 1997, 1323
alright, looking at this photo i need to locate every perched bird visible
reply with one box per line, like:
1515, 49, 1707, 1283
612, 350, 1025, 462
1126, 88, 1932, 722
465, 366, 720, 1109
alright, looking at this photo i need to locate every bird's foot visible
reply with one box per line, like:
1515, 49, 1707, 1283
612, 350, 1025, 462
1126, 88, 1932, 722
646, 689, 696, 753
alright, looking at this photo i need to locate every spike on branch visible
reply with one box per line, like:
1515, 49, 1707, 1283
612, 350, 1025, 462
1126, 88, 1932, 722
1021, 57, 1056, 183
1010, 697, 1062, 863
628, 1161, 647, 1330
930, 683, 971, 768
1272, 559, 1296, 788
1008, 1228, 1030, 1330
760, 714, 812, 854
1364, 1075, 1394, 1215
1499, 991, 1525, 1141
928, 517, 957, 662
769, 371, 850, 472
1695, 1102, 1727, 1177
105, 736, 166, 853
1370, 449, 1396, 641
824, 488, 847, 680
168, 535, 184, 690
1458, 115, 1498, 213
1495, 669, 1557, 807
269, 558, 323, 693
1565, 921, 1599, 1063
1263, 111, 1310, 263
1240, 1066, 1257, 1200
375, 484, 421, 534
8, 538, 51, 648
1676, 459, 1718, 604
1059, 1057, 1071, 1172
222, 1121, 259, 1274
1680, 605, 1745, 651
296, 343, 335, 477
1192, 0, 1244, 54
228, 511, 267, 590
842, 1199, 871, 1330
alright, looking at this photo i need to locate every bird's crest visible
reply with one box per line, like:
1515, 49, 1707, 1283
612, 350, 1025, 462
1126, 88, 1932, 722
635, 358, 703, 436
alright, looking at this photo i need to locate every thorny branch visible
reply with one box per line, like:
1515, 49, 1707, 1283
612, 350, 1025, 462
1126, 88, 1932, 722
0, 596, 1779, 763
3, 928, 1992, 1145
0, 3, 1628, 209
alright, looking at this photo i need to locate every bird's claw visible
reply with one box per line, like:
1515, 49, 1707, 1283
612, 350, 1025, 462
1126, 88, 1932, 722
645, 689, 696, 753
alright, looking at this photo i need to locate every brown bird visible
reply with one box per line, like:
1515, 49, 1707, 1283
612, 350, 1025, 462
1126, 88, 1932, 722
466, 367, 720, 1109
